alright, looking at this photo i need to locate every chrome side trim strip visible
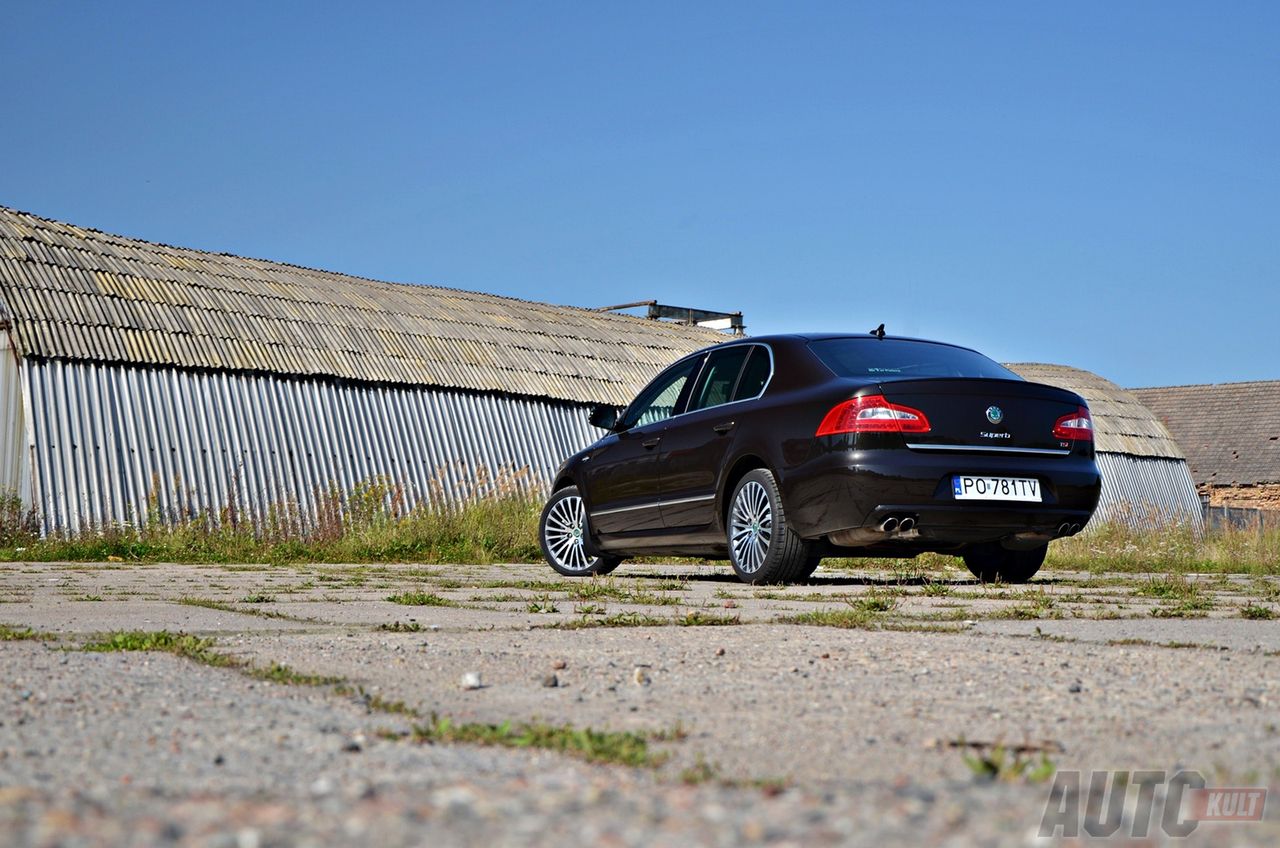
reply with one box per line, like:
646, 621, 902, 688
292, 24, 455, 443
590, 493, 716, 518
906, 443, 1072, 456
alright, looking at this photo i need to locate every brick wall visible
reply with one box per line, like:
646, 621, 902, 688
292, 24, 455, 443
1203, 484, 1280, 510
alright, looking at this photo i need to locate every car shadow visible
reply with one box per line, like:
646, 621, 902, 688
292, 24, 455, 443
620, 569, 1068, 587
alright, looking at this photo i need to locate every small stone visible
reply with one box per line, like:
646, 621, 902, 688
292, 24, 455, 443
460, 672, 483, 690
632, 667, 651, 686
820, 653, 830, 659
107, 555, 124, 563
541, 674, 559, 688
723, 600, 737, 609
1068, 681, 1082, 694
342, 740, 362, 753
551, 659, 567, 670
213, 754, 225, 766
714, 647, 726, 657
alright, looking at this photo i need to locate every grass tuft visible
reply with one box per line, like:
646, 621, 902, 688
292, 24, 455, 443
387, 591, 457, 607
82, 630, 238, 667
0, 623, 53, 641
412, 714, 665, 767
376, 621, 424, 632
552, 611, 667, 629
248, 662, 344, 687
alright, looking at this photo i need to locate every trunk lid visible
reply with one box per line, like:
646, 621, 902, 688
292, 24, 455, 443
877, 378, 1086, 454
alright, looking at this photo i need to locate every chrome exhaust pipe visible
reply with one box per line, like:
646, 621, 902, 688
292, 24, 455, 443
1070, 523, 1082, 534
879, 516, 899, 533
1057, 522, 1072, 537
898, 516, 916, 532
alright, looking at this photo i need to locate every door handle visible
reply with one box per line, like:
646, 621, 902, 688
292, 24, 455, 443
642, 438, 661, 450
712, 421, 736, 435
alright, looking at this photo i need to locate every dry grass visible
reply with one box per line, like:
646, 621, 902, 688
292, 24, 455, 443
0, 479, 542, 566
1046, 520, 1279, 575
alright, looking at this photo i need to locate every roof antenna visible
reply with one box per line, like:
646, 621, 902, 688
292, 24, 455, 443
870, 323, 885, 340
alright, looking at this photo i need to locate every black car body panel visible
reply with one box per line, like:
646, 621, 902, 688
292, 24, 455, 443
550, 333, 1102, 561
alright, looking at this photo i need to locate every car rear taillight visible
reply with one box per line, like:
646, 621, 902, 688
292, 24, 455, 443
816, 394, 931, 436
1053, 406, 1094, 441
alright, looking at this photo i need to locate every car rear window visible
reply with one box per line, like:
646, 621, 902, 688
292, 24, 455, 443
809, 338, 1019, 381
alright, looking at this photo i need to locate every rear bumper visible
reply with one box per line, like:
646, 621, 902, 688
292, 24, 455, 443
782, 448, 1101, 546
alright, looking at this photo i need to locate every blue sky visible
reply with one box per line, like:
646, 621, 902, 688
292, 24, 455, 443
3, 2, 1276, 387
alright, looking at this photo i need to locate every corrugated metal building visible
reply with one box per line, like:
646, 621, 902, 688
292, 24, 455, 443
0, 206, 722, 533
1007, 364, 1202, 526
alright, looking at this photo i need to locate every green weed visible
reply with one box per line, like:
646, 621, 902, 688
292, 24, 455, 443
412, 714, 665, 767
387, 591, 457, 607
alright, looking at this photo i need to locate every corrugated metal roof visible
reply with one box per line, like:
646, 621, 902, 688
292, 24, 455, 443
1004, 363, 1185, 459
0, 206, 725, 406
1132, 381, 1280, 486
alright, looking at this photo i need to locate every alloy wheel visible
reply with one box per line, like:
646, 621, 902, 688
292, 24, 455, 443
543, 493, 596, 572
730, 480, 772, 574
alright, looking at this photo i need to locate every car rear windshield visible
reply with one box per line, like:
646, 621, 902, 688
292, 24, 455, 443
809, 338, 1020, 381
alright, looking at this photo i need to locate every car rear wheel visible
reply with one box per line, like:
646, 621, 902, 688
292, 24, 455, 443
540, 487, 622, 577
962, 543, 1047, 584
728, 469, 810, 584
797, 556, 822, 582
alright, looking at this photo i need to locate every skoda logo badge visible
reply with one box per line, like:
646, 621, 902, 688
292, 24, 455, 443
986, 406, 1004, 425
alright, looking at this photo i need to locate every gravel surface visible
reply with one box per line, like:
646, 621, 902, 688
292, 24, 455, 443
2, 560, 1278, 846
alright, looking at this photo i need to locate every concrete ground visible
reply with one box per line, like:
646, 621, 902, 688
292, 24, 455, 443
1, 559, 1278, 846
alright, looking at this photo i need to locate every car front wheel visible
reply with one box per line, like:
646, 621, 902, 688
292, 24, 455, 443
727, 469, 810, 584
539, 486, 622, 577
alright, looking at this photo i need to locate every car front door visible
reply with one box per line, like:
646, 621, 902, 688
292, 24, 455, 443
658, 344, 770, 531
583, 356, 702, 537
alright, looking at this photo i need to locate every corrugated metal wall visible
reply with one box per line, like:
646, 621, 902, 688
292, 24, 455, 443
1094, 452, 1203, 527
22, 358, 604, 533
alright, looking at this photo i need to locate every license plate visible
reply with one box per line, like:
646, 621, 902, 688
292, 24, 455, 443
952, 475, 1041, 502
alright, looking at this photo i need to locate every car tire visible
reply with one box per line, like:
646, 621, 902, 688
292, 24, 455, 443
727, 469, 810, 584
962, 543, 1047, 584
792, 556, 822, 582
540, 486, 622, 577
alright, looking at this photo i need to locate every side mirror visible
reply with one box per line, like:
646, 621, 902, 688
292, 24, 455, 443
588, 404, 621, 432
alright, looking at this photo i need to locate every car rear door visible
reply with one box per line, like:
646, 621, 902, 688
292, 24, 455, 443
657, 344, 770, 530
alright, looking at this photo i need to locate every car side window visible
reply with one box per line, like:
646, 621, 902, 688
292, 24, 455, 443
688, 346, 751, 412
619, 358, 701, 430
732, 345, 772, 401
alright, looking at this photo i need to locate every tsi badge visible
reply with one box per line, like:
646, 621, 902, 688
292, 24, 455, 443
985, 405, 1004, 425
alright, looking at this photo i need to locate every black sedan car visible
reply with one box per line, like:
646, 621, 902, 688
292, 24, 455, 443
539, 333, 1100, 584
